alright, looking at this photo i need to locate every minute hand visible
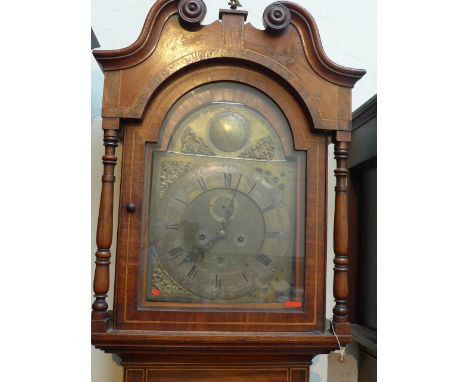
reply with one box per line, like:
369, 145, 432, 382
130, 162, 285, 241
223, 174, 242, 228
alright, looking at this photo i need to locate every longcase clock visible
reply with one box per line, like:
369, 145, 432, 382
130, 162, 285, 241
92, 1, 365, 381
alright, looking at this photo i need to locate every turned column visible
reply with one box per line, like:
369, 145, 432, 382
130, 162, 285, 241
92, 118, 119, 325
332, 131, 351, 335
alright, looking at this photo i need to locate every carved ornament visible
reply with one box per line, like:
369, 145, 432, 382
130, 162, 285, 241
180, 127, 215, 156
239, 136, 276, 160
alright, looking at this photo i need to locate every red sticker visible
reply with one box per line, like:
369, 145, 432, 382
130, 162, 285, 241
284, 301, 302, 308
151, 288, 161, 296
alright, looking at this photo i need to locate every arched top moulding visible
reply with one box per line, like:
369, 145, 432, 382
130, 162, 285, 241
93, 0, 366, 132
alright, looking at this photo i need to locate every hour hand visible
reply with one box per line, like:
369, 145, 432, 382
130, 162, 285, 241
187, 244, 205, 263
190, 230, 224, 259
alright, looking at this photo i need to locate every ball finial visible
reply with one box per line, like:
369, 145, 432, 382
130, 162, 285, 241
178, 0, 207, 27
263, 3, 291, 33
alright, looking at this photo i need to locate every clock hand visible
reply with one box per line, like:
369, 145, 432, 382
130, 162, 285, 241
188, 176, 242, 263
223, 175, 242, 228
189, 229, 226, 262
202, 234, 222, 251
187, 244, 205, 263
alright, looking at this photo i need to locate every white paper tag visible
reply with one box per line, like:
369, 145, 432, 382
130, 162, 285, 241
327, 352, 358, 382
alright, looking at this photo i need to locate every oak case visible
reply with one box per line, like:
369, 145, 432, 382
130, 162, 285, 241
92, 1, 365, 381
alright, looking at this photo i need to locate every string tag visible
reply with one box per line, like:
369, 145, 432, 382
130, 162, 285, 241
328, 352, 357, 382
329, 318, 346, 362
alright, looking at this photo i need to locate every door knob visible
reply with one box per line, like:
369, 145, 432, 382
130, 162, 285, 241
126, 203, 136, 213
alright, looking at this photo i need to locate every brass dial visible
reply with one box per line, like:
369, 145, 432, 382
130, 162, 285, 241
155, 162, 291, 300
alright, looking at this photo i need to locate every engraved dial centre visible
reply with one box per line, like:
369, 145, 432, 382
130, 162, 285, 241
182, 187, 266, 275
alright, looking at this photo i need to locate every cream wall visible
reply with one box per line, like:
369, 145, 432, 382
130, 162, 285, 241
91, 1, 375, 381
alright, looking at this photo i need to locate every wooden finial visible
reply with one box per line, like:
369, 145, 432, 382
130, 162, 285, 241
263, 3, 291, 34
179, 0, 207, 27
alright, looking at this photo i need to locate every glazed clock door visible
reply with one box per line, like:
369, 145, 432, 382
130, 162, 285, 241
115, 74, 328, 332
143, 82, 304, 307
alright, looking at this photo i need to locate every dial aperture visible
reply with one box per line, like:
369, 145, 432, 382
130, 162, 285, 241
153, 161, 292, 301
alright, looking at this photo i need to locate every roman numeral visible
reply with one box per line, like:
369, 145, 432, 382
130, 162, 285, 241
224, 173, 232, 188
256, 253, 272, 266
247, 183, 256, 195
261, 204, 275, 214
214, 274, 222, 289
265, 231, 281, 239
186, 265, 198, 281
168, 246, 184, 259
164, 224, 180, 230
196, 177, 208, 192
